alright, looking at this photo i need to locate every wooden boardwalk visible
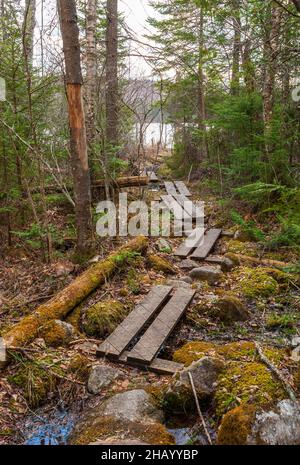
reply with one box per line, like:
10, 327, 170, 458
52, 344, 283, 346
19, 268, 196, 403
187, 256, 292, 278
97, 285, 195, 374
175, 228, 222, 259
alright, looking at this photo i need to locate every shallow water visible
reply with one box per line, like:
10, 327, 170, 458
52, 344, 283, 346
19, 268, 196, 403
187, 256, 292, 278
24, 410, 75, 445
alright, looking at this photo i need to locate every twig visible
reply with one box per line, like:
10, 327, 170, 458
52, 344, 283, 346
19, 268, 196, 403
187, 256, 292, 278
254, 342, 297, 402
188, 371, 213, 445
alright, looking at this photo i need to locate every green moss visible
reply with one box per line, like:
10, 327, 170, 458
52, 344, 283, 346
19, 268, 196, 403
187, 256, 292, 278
266, 313, 297, 330
227, 240, 258, 257
215, 361, 286, 417
68, 354, 91, 381
65, 306, 82, 332
83, 300, 126, 338
8, 359, 57, 408
148, 254, 176, 274
212, 294, 249, 324
234, 267, 279, 298
39, 320, 74, 347
217, 405, 257, 445
69, 416, 175, 445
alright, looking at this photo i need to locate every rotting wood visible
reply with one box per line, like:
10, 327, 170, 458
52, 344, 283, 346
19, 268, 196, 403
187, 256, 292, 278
1, 236, 148, 365
227, 253, 291, 269
173, 194, 203, 220
161, 195, 191, 221
96, 285, 173, 360
191, 229, 222, 259
128, 288, 195, 365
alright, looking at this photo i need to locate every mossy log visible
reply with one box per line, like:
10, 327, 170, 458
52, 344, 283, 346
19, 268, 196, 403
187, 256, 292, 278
227, 253, 290, 269
1, 236, 148, 362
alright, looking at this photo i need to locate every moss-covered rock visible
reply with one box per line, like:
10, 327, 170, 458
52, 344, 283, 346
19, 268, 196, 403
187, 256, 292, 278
8, 360, 57, 407
83, 300, 126, 338
68, 354, 91, 381
234, 267, 279, 298
217, 404, 257, 445
148, 254, 176, 274
227, 240, 258, 257
39, 320, 77, 347
212, 294, 250, 324
214, 361, 286, 417
65, 306, 82, 332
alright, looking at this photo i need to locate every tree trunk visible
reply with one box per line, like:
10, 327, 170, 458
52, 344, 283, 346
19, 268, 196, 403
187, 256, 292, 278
1, 236, 148, 362
23, 0, 36, 66
262, 4, 282, 156
291, 0, 300, 13
105, 0, 119, 147
57, 0, 94, 256
196, 6, 208, 164
230, 0, 241, 95
242, 39, 255, 92
85, 0, 97, 177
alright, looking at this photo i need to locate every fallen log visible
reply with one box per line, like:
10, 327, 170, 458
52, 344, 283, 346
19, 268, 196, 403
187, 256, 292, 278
93, 176, 149, 189
1, 236, 148, 364
29, 176, 149, 196
226, 253, 290, 269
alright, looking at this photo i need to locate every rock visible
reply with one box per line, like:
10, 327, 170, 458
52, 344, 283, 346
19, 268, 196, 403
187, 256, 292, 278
148, 254, 176, 274
39, 319, 77, 347
218, 400, 300, 445
234, 230, 253, 242
179, 259, 199, 270
156, 239, 172, 253
189, 266, 222, 284
69, 390, 175, 445
291, 346, 300, 362
87, 364, 123, 394
206, 255, 235, 272
213, 294, 250, 324
164, 356, 225, 411
52, 260, 75, 277
166, 279, 191, 289
83, 300, 126, 338
180, 276, 193, 284
291, 336, 300, 348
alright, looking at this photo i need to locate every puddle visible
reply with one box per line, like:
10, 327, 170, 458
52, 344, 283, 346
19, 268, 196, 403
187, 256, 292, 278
167, 427, 193, 445
24, 410, 75, 445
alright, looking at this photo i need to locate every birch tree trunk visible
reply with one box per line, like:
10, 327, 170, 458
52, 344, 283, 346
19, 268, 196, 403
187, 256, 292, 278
57, 0, 94, 256
85, 0, 97, 176
197, 6, 208, 163
23, 0, 36, 66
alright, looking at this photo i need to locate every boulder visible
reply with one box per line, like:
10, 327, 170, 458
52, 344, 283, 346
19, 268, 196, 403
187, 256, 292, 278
179, 259, 199, 271
68, 389, 174, 445
218, 400, 300, 445
83, 300, 126, 338
87, 365, 123, 395
189, 266, 222, 284
180, 276, 193, 284
166, 279, 191, 289
148, 254, 176, 274
213, 295, 250, 324
164, 356, 225, 412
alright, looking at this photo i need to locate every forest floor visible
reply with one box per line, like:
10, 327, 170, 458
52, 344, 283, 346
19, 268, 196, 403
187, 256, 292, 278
0, 168, 299, 445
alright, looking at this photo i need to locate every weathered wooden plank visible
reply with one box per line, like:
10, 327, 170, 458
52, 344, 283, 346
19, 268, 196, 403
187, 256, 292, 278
174, 181, 191, 197
174, 227, 206, 258
164, 181, 178, 196
96, 285, 173, 360
191, 228, 222, 260
118, 352, 184, 375
127, 288, 195, 365
161, 195, 190, 221
173, 194, 203, 220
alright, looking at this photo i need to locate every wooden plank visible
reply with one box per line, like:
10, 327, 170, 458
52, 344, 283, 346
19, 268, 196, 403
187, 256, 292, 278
97, 285, 173, 360
175, 181, 191, 197
118, 352, 184, 375
191, 228, 222, 260
174, 227, 205, 257
127, 288, 195, 365
164, 181, 178, 196
161, 195, 190, 221
173, 194, 203, 220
